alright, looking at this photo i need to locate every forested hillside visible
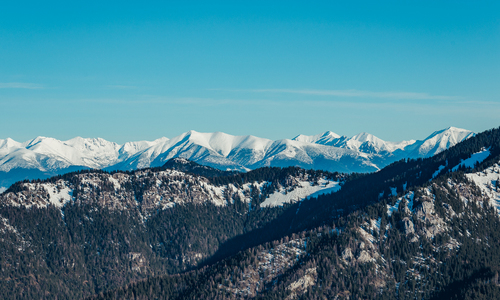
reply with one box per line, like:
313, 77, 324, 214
93, 126, 500, 299
95, 174, 500, 299
0, 162, 340, 299
0, 127, 499, 299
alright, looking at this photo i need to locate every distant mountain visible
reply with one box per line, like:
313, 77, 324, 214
293, 130, 342, 144
294, 126, 474, 157
407, 126, 475, 157
0, 127, 474, 190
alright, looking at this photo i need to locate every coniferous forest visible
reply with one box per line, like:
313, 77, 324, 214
0, 127, 500, 299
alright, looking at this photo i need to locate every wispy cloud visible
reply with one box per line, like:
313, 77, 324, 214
0, 82, 44, 89
105, 85, 138, 89
212, 88, 459, 100
74, 96, 280, 106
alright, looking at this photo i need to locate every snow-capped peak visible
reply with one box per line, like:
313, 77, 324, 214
0, 138, 22, 150
119, 137, 168, 159
292, 131, 341, 144
23, 136, 50, 148
350, 132, 381, 143
412, 127, 474, 158
161, 131, 273, 158
329, 132, 405, 154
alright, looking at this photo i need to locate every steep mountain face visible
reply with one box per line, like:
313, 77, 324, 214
0, 127, 474, 191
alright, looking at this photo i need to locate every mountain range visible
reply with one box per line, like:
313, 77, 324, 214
0, 126, 498, 299
0, 127, 474, 191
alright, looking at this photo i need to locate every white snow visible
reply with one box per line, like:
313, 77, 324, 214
292, 131, 341, 144
307, 184, 343, 199
206, 185, 227, 206
369, 218, 381, 233
0, 135, 169, 173
452, 148, 490, 172
386, 191, 414, 215
295, 131, 416, 154
108, 176, 121, 190
260, 178, 340, 207
0, 187, 6, 194
406, 192, 415, 212
412, 127, 475, 158
343, 132, 410, 153
387, 198, 402, 217
466, 162, 500, 212
0, 127, 474, 189
358, 227, 376, 245
43, 183, 73, 208
432, 164, 447, 179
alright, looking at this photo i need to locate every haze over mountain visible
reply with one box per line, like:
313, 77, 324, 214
0, 127, 474, 191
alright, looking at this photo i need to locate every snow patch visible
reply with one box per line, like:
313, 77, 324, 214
432, 164, 447, 179
206, 185, 227, 206
43, 183, 73, 208
406, 192, 415, 212
260, 178, 340, 207
387, 191, 414, 217
387, 198, 402, 217
466, 162, 500, 213
108, 176, 121, 190
452, 148, 490, 172
368, 218, 381, 233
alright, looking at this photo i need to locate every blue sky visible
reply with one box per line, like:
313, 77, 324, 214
1, 1, 499, 144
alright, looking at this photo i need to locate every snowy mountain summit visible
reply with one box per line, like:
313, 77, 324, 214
0, 127, 474, 191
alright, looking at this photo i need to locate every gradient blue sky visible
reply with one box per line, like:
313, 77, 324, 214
1, 1, 499, 144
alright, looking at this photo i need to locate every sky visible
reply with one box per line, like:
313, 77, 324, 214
1, 1, 499, 144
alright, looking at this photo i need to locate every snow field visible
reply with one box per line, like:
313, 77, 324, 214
452, 148, 490, 172
466, 161, 500, 212
260, 178, 340, 207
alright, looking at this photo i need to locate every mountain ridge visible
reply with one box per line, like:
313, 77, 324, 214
0, 127, 474, 190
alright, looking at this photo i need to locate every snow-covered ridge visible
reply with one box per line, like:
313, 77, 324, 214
0, 169, 342, 211
0, 127, 473, 190
294, 126, 474, 157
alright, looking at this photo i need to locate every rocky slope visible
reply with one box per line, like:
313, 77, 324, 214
0, 163, 342, 299
92, 171, 500, 299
